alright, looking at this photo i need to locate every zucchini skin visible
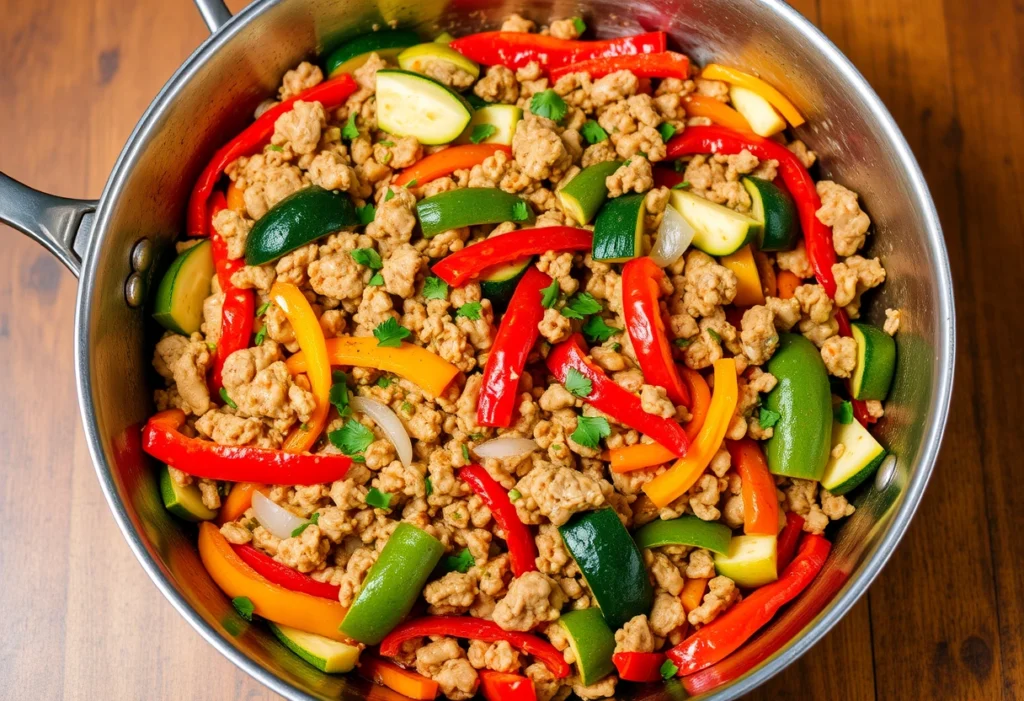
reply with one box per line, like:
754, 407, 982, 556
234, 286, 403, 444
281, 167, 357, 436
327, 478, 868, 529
851, 322, 896, 400
558, 160, 623, 224
743, 176, 798, 251
324, 30, 420, 76
416, 187, 533, 237
592, 193, 645, 262
245, 186, 358, 266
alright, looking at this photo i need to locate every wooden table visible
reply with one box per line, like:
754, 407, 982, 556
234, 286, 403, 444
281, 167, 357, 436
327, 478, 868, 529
1, 0, 1019, 699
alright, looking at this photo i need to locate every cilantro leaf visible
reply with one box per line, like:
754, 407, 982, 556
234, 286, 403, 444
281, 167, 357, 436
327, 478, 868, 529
564, 368, 592, 398
366, 487, 393, 510
351, 247, 383, 270
706, 328, 722, 344
291, 511, 320, 537
256, 301, 270, 316
560, 292, 603, 320
571, 415, 610, 448
329, 370, 351, 417
443, 549, 476, 573
219, 387, 238, 410
660, 659, 679, 680
758, 408, 782, 429
572, 16, 587, 35
384, 188, 395, 202
834, 401, 854, 425
231, 596, 254, 621
540, 279, 560, 308
373, 318, 411, 347
657, 122, 677, 142
456, 302, 482, 320
470, 123, 498, 144
376, 376, 392, 388
342, 112, 359, 141
329, 420, 375, 455
423, 276, 449, 301
368, 272, 384, 286
672, 180, 691, 190
582, 315, 620, 343
357, 204, 376, 225
581, 119, 608, 144
511, 200, 531, 222
267, 144, 284, 153
530, 89, 568, 122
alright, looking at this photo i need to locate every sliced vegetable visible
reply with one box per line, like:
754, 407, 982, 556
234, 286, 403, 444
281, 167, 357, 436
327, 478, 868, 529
225, 179, 246, 213
376, 69, 472, 144
479, 670, 535, 701
416, 187, 534, 237
714, 534, 778, 588
159, 465, 217, 521
217, 482, 267, 525
251, 490, 307, 540
325, 30, 420, 77
592, 192, 646, 262
285, 336, 459, 397
728, 85, 786, 137
350, 396, 413, 467
649, 202, 695, 267
682, 94, 752, 132
457, 104, 523, 145
681, 367, 711, 440
776, 270, 802, 299
720, 245, 765, 307
612, 652, 667, 683
763, 334, 833, 480
776, 512, 805, 571
559, 508, 653, 630
557, 160, 623, 225
728, 439, 779, 536
393, 143, 510, 187
480, 256, 533, 309
433, 227, 593, 286
449, 31, 666, 71
820, 417, 886, 495
681, 577, 709, 614
607, 442, 675, 473
701, 64, 805, 128
152, 240, 214, 335
851, 322, 896, 400
633, 515, 732, 554
398, 42, 481, 82
460, 464, 538, 576
742, 177, 798, 252
360, 656, 440, 700
473, 437, 539, 460
670, 189, 761, 256
269, 623, 361, 673
245, 187, 358, 265
549, 51, 689, 82
208, 191, 255, 393
558, 608, 616, 685
235, 542, 341, 600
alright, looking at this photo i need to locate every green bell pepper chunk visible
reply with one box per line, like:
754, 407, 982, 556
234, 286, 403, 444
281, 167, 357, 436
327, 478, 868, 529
633, 515, 733, 554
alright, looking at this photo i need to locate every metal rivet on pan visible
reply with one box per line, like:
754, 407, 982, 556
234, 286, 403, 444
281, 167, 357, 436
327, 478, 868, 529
874, 454, 898, 490
125, 272, 145, 308
131, 238, 153, 271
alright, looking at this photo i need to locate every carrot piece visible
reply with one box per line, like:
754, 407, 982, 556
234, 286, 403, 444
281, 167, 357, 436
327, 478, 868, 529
217, 482, 268, 525
683, 94, 753, 132
680, 368, 711, 440
727, 439, 780, 536
682, 577, 710, 613
225, 179, 246, 214
392, 144, 511, 187
776, 270, 802, 299
360, 656, 439, 700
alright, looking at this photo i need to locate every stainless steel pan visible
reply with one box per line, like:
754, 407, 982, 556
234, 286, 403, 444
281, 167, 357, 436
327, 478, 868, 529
0, 0, 955, 698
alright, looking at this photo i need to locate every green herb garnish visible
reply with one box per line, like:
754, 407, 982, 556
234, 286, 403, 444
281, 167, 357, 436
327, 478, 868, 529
530, 89, 568, 122
373, 318, 411, 347
560, 292, 603, 320
291, 511, 320, 537
351, 247, 383, 270
564, 367, 593, 398
342, 112, 359, 141
540, 279, 561, 308
581, 119, 609, 144
657, 122, 677, 142
219, 388, 238, 410
329, 420, 375, 455
357, 204, 376, 225
456, 302, 483, 320
423, 276, 449, 301
571, 415, 611, 448
366, 488, 393, 510
470, 124, 498, 144
758, 408, 782, 429
232, 596, 254, 621
582, 315, 620, 343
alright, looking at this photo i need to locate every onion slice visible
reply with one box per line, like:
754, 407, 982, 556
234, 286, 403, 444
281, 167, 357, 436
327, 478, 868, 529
472, 437, 539, 460
350, 396, 413, 467
649, 202, 695, 268
251, 491, 307, 540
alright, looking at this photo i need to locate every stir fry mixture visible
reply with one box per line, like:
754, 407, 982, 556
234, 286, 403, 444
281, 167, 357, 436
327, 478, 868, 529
146, 14, 901, 700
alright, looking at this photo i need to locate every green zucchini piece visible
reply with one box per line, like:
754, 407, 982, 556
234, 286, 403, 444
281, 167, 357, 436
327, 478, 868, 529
153, 240, 214, 335
713, 534, 778, 588
821, 417, 887, 495
559, 508, 652, 630
633, 515, 732, 554
159, 465, 217, 522
764, 334, 833, 480
324, 29, 420, 77
416, 187, 534, 237
269, 623, 361, 673
376, 69, 473, 145
339, 523, 444, 644
670, 189, 761, 256
480, 256, 533, 309
742, 177, 797, 251
591, 192, 646, 262
851, 322, 896, 400
398, 43, 480, 83
457, 104, 523, 146
558, 160, 623, 225
245, 186, 358, 266
558, 609, 616, 686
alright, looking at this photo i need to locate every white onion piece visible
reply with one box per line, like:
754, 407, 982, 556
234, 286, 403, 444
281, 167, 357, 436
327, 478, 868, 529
649, 203, 695, 268
251, 491, 307, 540
472, 437, 539, 460
350, 396, 413, 467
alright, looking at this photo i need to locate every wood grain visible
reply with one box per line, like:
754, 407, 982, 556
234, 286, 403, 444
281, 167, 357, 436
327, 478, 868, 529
0, 0, 1019, 699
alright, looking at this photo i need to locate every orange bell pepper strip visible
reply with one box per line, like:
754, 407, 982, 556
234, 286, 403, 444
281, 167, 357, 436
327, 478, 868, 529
681, 367, 711, 440
197, 522, 351, 641
270, 282, 331, 453
720, 245, 765, 307
727, 439, 779, 536
700, 64, 805, 127
681, 576, 710, 613
360, 656, 439, 700
682, 94, 752, 133
217, 482, 268, 525
776, 270, 802, 299
225, 179, 246, 214
392, 144, 510, 187
286, 336, 460, 398
644, 358, 739, 508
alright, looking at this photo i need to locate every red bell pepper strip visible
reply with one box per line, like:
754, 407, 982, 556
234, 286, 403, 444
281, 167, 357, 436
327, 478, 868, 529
207, 192, 255, 393
477, 267, 551, 427
432, 227, 593, 287
449, 31, 666, 71
652, 167, 688, 190
622, 257, 691, 407
546, 334, 690, 458
667, 534, 832, 676
549, 51, 690, 82
232, 543, 341, 600
612, 652, 667, 682
775, 512, 805, 571
727, 439, 779, 537
479, 670, 537, 701
380, 617, 571, 678
142, 409, 352, 485
392, 144, 511, 188
186, 74, 358, 237
459, 464, 538, 576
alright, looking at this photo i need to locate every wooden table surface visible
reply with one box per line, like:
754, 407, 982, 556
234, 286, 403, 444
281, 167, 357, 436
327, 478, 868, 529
1, 0, 1020, 699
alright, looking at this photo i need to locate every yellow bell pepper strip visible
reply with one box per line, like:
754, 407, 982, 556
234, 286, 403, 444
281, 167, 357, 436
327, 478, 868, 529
643, 358, 739, 508
700, 64, 805, 127
681, 576, 710, 614
197, 522, 351, 641
217, 482, 268, 525
270, 282, 331, 453
285, 336, 460, 397
720, 244, 764, 306
682, 94, 753, 133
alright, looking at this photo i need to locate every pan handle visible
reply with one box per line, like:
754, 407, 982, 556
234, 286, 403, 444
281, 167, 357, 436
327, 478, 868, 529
0, 172, 97, 278
194, 0, 232, 33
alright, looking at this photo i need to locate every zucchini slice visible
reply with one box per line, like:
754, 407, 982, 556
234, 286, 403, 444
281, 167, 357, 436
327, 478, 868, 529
153, 240, 214, 335
269, 623, 361, 673
480, 256, 533, 309
729, 85, 787, 138
821, 418, 886, 495
591, 192, 646, 262
558, 160, 623, 225
633, 515, 732, 554
713, 534, 778, 588
324, 29, 420, 77
159, 465, 217, 522
416, 187, 534, 237
559, 508, 652, 630
376, 69, 473, 145
851, 322, 896, 400
245, 186, 359, 266
398, 43, 480, 83
457, 104, 523, 146
742, 176, 797, 252
558, 609, 616, 686
670, 189, 762, 256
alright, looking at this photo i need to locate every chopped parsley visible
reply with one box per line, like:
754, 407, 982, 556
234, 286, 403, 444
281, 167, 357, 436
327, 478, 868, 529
443, 549, 476, 573
342, 112, 359, 141
207, 341, 217, 352
357, 204, 376, 225
529, 89, 568, 122
560, 292, 603, 320
673, 337, 694, 348
508, 488, 522, 501
660, 658, 679, 680
384, 188, 395, 202
351, 247, 383, 270
379, 140, 395, 147
657, 122, 677, 142
368, 272, 384, 286
571, 415, 611, 448
424, 477, 433, 497
582, 315, 620, 343
564, 367, 593, 398
581, 119, 609, 144
470, 123, 498, 144
461, 444, 471, 462
291, 511, 320, 537
256, 301, 271, 316
266, 144, 284, 152
511, 200, 531, 222
366, 488, 393, 510
540, 279, 561, 308
672, 180, 691, 190
456, 301, 483, 320
329, 420, 375, 456
373, 318, 411, 347
329, 370, 351, 417
231, 596, 254, 621
834, 401, 854, 425
423, 276, 449, 300
219, 388, 237, 410
254, 325, 267, 345
376, 376, 392, 389
380, 151, 393, 165
706, 328, 722, 344
758, 408, 782, 430
401, 401, 413, 413
571, 16, 587, 35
